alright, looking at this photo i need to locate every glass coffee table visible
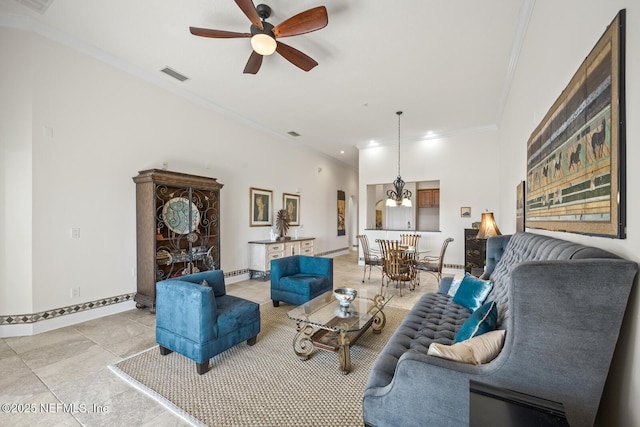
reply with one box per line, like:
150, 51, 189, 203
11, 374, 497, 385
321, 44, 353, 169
287, 288, 392, 374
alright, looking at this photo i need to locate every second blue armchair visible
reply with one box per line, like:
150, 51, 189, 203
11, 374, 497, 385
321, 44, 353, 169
270, 255, 333, 307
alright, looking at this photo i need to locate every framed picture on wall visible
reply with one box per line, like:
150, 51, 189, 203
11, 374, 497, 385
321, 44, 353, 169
337, 190, 346, 236
461, 207, 471, 218
250, 187, 272, 227
283, 193, 300, 226
516, 181, 525, 232
524, 10, 626, 238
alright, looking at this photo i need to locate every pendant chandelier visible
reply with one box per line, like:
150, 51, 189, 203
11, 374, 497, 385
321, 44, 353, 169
386, 111, 412, 207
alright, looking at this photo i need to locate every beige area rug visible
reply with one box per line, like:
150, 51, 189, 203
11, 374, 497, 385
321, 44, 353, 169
110, 303, 408, 427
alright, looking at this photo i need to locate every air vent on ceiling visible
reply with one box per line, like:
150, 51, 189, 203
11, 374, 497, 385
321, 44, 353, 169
287, 131, 300, 137
160, 67, 189, 82
14, 0, 54, 14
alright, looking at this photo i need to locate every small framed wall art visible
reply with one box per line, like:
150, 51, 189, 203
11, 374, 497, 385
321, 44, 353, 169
250, 187, 272, 227
283, 193, 300, 226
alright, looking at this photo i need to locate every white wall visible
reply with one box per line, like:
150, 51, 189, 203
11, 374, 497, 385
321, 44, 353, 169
0, 29, 33, 314
359, 129, 501, 267
0, 28, 357, 315
496, 2, 639, 425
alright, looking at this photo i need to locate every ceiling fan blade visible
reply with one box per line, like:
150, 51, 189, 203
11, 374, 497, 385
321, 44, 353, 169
275, 42, 318, 72
243, 51, 263, 74
234, 0, 263, 30
190, 27, 251, 38
273, 6, 328, 38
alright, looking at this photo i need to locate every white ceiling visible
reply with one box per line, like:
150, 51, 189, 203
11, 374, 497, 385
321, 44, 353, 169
0, 0, 533, 169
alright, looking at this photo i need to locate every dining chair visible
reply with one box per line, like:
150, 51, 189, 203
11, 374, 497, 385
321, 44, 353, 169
399, 233, 421, 266
415, 237, 454, 283
357, 234, 383, 283
377, 239, 417, 297
400, 234, 420, 250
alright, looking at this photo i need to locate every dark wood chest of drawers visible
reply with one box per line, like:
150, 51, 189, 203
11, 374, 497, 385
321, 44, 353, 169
464, 228, 486, 274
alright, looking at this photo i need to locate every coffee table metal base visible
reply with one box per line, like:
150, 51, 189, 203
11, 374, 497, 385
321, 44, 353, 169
292, 310, 387, 374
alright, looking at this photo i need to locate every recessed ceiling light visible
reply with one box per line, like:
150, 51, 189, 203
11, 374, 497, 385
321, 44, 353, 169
340, 150, 345, 154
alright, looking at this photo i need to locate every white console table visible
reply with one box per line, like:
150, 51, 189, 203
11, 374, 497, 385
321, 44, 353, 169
248, 237, 315, 279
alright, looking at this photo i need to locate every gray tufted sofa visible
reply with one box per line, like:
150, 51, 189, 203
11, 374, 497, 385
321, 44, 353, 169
363, 232, 638, 427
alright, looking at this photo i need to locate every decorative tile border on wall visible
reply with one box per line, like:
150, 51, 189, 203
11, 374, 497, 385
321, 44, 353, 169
444, 264, 465, 270
225, 269, 248, 278
0, 293, 135, 325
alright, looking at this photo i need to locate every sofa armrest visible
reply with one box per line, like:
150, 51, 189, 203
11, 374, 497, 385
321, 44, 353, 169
503, 259, 636, 426
364, 350, 505, 425
156, 281, 218, 341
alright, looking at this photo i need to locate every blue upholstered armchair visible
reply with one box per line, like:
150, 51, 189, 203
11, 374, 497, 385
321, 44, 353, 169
270, 255, 333, 307
155, 270, 261, 375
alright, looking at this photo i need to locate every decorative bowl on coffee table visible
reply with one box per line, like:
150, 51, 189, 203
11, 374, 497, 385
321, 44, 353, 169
334, 287, 357, 318
334, 287, 357, 307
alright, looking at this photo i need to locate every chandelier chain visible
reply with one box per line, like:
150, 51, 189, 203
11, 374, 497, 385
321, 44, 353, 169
397, 111, 402, 177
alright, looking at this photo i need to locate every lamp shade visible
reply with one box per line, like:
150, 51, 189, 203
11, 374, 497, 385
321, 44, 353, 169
476, 211, 501, 239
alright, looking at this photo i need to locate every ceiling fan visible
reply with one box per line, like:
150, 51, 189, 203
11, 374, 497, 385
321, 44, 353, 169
190, 0, 328, 74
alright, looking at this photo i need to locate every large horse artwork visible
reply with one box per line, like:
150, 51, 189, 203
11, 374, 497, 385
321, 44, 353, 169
524, 10, 626, 238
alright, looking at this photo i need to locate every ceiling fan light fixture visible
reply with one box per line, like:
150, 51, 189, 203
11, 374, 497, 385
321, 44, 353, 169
190, 2, 327, 73
251, 33, 277, 56
251, 33, 276, 55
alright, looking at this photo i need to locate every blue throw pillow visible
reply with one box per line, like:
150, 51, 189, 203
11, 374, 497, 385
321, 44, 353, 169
452, 274, 493, 312
454, 301, 498, 343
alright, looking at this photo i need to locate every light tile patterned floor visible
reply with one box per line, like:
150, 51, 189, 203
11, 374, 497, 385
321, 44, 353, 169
0, 251, 440, 426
